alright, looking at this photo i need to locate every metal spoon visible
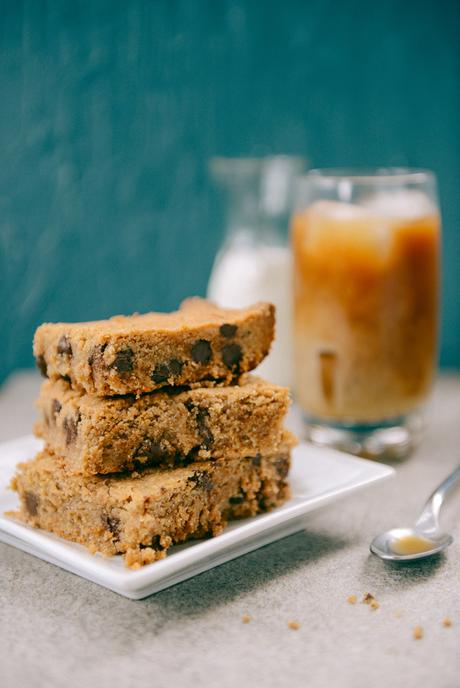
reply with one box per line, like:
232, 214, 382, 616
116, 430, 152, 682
370, 464, 460, 561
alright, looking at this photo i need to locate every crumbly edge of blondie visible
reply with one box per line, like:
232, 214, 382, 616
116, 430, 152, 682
35, 375, 291, 474
10, 446, 292, 568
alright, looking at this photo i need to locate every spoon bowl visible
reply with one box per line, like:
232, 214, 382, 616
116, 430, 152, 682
370, 464, 460, 563
370, 527, 453, 562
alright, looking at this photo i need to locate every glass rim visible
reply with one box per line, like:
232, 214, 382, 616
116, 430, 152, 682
299, 167, 435, 185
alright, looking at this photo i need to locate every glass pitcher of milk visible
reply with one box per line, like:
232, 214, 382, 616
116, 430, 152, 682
207, 156, 306, 387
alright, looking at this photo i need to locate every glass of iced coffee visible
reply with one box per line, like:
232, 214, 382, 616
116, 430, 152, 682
291, 169, 440, 459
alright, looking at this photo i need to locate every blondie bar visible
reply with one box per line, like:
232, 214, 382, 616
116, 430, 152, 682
33, 298, 274, 396
36, 375, 290, 475
11, 441, 293, 568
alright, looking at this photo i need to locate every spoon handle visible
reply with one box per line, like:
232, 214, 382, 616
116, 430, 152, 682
416, 464, 460, 534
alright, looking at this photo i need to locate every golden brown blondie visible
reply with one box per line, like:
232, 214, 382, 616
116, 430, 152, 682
11, 440, 293, 568
33, 298, 274, 396
36, 375, 290, 475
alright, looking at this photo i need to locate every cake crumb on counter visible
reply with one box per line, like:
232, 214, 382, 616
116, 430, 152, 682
242, 614, 251, 624
362, 592, 376, 605
413, 625, 423, 640
442, 617, 452, 628
369, 600, 380, 611
347, 595, 357, 605
288, 621, 300, 631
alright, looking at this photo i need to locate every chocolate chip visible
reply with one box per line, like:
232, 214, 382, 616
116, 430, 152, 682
134, 438, 166, 463
168, 358, 184, 376
151, 359, 184, 384
36, 355, 48, 378
25, 491, 39, 516
111, 348, 134, 374
51, 399, 62, 419
222, 343, 242, 371
187, 470, 214, 491
229, 493, 245, 505
57, 335, 72, 356
185, 403, 214, 449
220, 323, 237, 338
199, 429, 214, 450
151, 534, 165, 551
174, 453, 194, 467
250, 454, 262, 467
63, 413, 81, 445
196, 409, 214, 449
275, 457, 289, 479
151, 364, 169, 384
88, 344, 107, 376
103, 514, 120, 540
191, 339, 212, 364
258, 498, 269, 512
61, 375, 71, 383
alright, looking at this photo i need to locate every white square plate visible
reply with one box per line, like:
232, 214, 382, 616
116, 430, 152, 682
0, 435, 394, 599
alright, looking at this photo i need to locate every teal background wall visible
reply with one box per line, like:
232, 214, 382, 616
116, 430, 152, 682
1, 0, 459, 382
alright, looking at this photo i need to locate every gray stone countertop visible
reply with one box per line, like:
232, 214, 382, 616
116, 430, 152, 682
0, 371, 459, 688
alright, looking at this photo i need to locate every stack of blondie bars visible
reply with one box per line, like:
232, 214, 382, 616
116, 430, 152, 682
12, 298, 295, 568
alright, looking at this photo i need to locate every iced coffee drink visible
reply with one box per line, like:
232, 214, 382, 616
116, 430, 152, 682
291, 170, 440, 457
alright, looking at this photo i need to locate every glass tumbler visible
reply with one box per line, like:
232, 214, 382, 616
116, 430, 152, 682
291, 169, 441, 459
